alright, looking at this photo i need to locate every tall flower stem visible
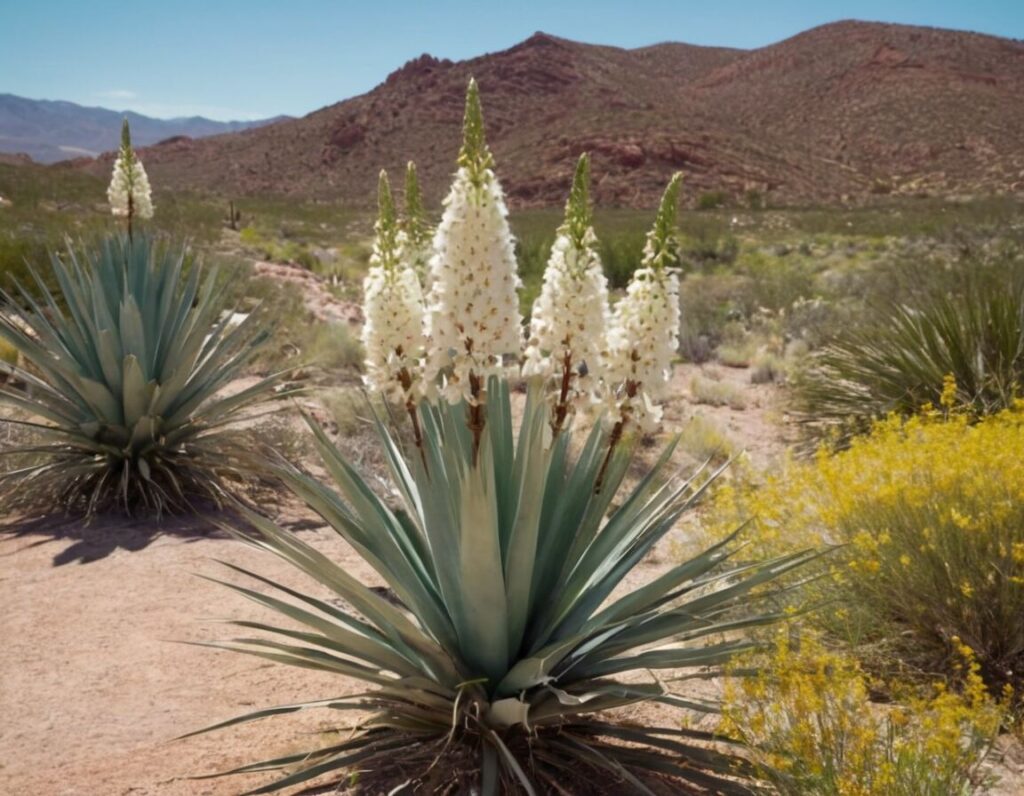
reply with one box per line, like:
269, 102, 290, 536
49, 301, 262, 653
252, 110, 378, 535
595, 377, 638, 492
423, 79, 523, 420
108, 119, 153, 234
523, 153, 609, 430
397, 363, 427, 470
468, 370, 486, 463
551, 345, 574, 437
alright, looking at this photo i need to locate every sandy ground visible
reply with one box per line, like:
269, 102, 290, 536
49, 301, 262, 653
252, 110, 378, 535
0, 514, 365, 795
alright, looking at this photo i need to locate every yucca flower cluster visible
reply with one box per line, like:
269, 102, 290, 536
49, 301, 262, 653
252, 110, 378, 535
603, 173, 683, 434
423, 79, 523, 417
107, 118, 153, 229
360, 78, 684, 458
523, 153, 610, 433
361, 170, 427, 412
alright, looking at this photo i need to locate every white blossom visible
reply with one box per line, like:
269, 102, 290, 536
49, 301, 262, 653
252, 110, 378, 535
523, 154, 609, 425
361, 170, 426, 404
107, 119, 153, 220
603, 173, 683, 433
424, 79, 522, 405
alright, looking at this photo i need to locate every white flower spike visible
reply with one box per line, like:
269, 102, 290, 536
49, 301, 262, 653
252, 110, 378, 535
523, 153, 610, 433
424, 78, 523, 416
361, 169, 427, 410
107, 119, 153, 233
604, 173, 683, 435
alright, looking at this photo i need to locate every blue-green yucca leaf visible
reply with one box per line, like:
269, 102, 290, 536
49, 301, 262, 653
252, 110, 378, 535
195, 378, 810, 794
0, 233, 289, 516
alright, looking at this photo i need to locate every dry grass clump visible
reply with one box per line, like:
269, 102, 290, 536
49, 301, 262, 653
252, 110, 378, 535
750, 351, 786, 384
678, 414, 734, 465
690, 374, 747, 409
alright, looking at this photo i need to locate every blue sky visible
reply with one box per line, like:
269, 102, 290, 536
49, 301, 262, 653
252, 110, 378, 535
2, 1, 1022, 120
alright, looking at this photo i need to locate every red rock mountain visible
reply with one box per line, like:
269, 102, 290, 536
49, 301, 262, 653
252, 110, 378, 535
73, 20, 1024, 207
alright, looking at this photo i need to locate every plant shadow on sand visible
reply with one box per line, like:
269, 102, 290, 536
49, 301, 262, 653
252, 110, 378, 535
0, 511, 226, 566
0, 503, 324, 566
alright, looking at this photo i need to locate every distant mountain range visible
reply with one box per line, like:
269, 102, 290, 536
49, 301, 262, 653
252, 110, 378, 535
0, 94, 288, 163
56, 21, 1024, 206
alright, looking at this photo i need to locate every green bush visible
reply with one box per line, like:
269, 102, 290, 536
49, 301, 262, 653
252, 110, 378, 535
193, 380, 813, 793
0, 234, 287, 516
597, 229, 646, 288
697, 190, 729, 210
792, 263, 1024, 445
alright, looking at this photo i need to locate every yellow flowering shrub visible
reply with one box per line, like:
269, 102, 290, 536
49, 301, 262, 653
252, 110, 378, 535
706, 399, 1024, 698
721, 631, 1004, 795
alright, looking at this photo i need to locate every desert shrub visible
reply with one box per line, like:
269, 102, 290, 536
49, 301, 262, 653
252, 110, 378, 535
0, 234, 287, 516
192, 380, 814, 793
722, 631, 1004, 796
677, 272, 750, 361
697, 190, 728, 210
598, 229, 646, 288
717, 343, 754, 368
0, 234, 60, 298
513, 229, 553, 317
793, 263, 1024, 445
319, 387, 365, 437
750, 351, 786, 384
707, 403, 1024, 700
238, 225, 262, 247
682, 228, 739, 265
732, 250, 818, 316
690, 374, 747, 409
297, 321, 363, 373
678, 414, 734, 464
237, 225, 321, 271
745, 189, 765, 210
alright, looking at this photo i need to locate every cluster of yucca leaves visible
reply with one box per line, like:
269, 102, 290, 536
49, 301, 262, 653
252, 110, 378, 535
793, 261, 1024, 446
0, 234, 283, 515
193, 374, 815, 794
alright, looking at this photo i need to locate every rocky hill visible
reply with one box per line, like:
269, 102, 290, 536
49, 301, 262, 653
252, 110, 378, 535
70, 21, 1024, 207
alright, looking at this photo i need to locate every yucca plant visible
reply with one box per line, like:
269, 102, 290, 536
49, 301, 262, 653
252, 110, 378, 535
793, 267, 1024, 446
191, 378, 815, 794
0, 234, 285, 515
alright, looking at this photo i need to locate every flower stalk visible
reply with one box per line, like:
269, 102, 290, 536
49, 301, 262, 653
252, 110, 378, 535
401, 160, 433, 289
523, 153, 610, 437
599, 173, 683, 476
107, 119, 154, 239
424, 78, 523, 459
361, 170, 428, 458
